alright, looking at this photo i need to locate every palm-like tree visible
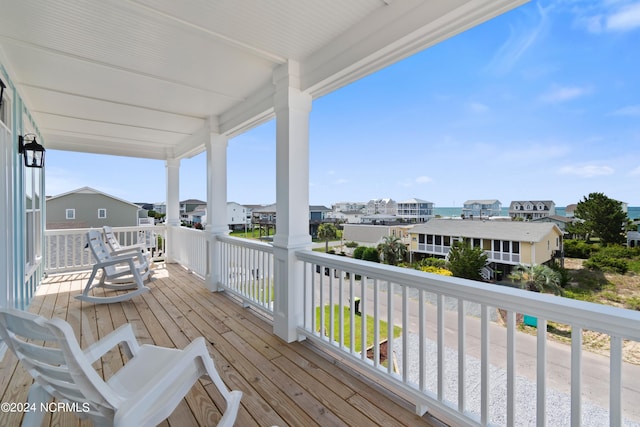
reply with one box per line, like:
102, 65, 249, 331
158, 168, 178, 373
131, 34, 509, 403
509, 264, 563, 295
377, 235, 407, 266
317, 223, 338, 253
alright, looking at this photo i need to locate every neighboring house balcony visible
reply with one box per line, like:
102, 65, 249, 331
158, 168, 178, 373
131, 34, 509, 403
28, 225, 640, 427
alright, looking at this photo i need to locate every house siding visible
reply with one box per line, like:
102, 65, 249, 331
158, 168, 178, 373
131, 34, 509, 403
47, 193, 139, 229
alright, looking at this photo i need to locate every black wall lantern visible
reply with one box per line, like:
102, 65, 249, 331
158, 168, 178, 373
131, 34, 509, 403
18, 134, 46, 168
0, 77, 6, 109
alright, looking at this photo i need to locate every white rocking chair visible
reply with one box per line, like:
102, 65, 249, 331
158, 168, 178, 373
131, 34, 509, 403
0, 308, 242, 427
76, 229, 153, 304
102, 225, 151, 260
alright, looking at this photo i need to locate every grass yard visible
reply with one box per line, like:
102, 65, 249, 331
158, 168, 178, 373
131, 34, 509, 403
315, 304, 402, 353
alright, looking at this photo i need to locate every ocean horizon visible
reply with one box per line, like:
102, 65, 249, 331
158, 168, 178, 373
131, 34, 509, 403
434, 206, 640, 219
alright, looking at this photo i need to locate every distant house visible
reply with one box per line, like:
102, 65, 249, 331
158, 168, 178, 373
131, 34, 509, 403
46, 187, 142, 229
332, 201, 366, 214
509, 200, 556, 220
180, 199, 206, 216
462, 199, 502, 219
532, 215, 574, 233
366, 198, 397, 215
408, 219, 563, 280
397, 198, 434, 223
228, 202, 250, 231
343, 224, 411, 247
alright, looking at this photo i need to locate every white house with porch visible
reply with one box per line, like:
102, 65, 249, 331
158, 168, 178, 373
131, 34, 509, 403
2, 2, 640, 426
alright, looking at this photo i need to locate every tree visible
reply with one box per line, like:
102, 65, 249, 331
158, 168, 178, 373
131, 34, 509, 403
574, 192, 627, 245
446, 240, 488, 280
317, 223, 338, 253
377, 235, 407, 265
509, 264, 563, 295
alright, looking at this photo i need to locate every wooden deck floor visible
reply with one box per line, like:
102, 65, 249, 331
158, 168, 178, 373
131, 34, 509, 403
0, 263, 441, 426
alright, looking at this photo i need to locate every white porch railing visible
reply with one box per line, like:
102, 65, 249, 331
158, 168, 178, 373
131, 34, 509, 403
44, 225, 166, 274
170, 226, 208, 277
217, 234, 274, 313
295, 250, 640, 427
43, 230, 640, 426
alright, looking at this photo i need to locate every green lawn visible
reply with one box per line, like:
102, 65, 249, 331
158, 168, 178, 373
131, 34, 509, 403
315, 304, 402, 352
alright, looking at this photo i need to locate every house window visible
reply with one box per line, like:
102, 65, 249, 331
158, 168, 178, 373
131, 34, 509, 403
494, 240, 501, 251
512, 242, 520, 254
98, 208, 107, 219
435, 235, 442, 245
426, 234, 433, 244
418, 234, 425, 244
444, 236, 451, 246
503, 241, 510, 252
66, 209, 75, 220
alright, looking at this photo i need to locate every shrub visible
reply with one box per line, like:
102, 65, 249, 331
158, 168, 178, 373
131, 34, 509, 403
362, 247, 380, 263
583, 253, 628, 274
353, 246, 366, 260
626, 297, 640, 311
345, 241, 359, 248
563, 239, 596, 259
420, 257, 447, 269
420, 266, 453, 276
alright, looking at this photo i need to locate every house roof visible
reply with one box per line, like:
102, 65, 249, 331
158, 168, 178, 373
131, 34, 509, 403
180, 199, 206, 205
410, 219, 561, 242
46, 186, 140, 208
1, 1, 526, 161
310, 205, 331, 212
509, 200, 555, 209
463, 199, 501, 205
398, 198, 433, 204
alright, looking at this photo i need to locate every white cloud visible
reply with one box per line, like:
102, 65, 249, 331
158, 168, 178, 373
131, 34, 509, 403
571, 1, 640, 33
415, 176, 433, 184
487, 3, 550, 73
607, 2, 640, 31
539, 85, 591, 103
558, 164, 615, 177
468, 102, 489, 113
610, 104, 640, 116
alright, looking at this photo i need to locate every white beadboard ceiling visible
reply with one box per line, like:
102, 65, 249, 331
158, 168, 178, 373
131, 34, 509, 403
0, 0, 527, 160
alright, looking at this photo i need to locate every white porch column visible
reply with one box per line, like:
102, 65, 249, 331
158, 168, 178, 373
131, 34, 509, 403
272, 61, 312, 342
205, 127, 229, 291
165, 158, 180, 262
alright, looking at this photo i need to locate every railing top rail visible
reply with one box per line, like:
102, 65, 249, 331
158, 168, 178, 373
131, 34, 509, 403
217, 234, 274, 252
296, 250, 640, 341
45, 225, 166, 235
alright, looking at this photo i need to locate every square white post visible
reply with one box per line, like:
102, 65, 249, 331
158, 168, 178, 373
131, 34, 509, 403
272, 61, 312, 342
165, 158, 180, 262
205, 127, 229, 291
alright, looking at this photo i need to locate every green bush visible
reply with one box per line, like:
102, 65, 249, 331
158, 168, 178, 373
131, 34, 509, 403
583, 253, 628, 274
563, 240, 597, 259
345, 241, 359, 248
626, 297, 640, 311
362, 247, 380, 263
353, 246, 366, 259
420, 257, 447, 269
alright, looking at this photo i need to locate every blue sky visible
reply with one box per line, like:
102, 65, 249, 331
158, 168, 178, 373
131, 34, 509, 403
46, 0, 640, 208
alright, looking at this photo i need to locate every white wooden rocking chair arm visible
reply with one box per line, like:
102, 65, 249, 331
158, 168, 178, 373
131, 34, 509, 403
83, 324, 141, 364
110, 246, 144, 257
